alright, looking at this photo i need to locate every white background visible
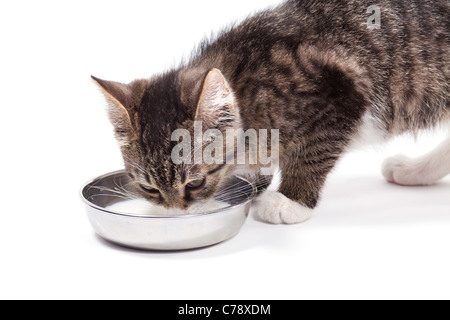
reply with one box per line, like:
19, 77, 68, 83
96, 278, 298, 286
1, 0, 449, 300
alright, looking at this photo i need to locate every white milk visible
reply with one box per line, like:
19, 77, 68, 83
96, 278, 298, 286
106, 198, 228, 216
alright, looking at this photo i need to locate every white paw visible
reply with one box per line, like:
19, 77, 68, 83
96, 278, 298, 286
251, 191, 313, 225
382, 155, 432, 186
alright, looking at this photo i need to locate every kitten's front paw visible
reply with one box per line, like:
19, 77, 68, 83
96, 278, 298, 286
382, 155, 431, 186
251, 191, 313, 225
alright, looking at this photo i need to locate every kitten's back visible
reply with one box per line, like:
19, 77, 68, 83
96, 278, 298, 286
191, 0, 449, 135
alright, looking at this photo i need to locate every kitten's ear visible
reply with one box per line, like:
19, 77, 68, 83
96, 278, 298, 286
92, 76, 145, 145
195, 69, 240, 129
92, 76, 134, 110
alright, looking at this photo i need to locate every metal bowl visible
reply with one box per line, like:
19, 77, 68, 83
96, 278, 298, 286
81, 170, 256, 251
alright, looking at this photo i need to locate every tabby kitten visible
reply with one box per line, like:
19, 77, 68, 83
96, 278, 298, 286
93, 0, 449, 224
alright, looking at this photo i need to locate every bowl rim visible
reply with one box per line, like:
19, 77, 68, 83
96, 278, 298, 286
80, 170, 256, 219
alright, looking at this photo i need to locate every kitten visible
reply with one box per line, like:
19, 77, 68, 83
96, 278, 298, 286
93, 0, 449, 224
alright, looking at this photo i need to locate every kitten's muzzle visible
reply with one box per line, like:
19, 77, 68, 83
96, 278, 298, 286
161, 191, 189, 210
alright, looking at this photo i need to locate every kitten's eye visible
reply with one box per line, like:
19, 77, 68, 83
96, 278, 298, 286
140, 185, 160, 194
186, 177, 206, 190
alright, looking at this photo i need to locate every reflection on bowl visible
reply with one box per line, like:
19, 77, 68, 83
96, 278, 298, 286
81, 170, 256, 251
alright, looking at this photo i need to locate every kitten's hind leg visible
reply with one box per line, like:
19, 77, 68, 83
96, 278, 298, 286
382, 135, 450, 186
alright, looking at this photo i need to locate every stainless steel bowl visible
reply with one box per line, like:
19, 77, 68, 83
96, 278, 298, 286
81, 170, 256, 251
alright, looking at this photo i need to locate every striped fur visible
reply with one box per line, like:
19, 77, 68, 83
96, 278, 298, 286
94, 0, 449, 222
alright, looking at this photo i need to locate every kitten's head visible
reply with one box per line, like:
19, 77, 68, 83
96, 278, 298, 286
93, 68, 242, 210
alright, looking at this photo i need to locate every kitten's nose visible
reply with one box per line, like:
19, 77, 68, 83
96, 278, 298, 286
163, 191, 188, 210
164, 201, 188, 210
